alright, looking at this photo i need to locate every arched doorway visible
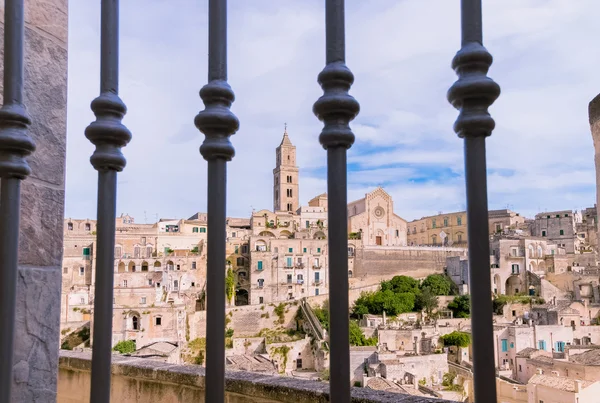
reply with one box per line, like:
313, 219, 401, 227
235, 289, 249, 306
505, 276, 522, 295
118, 262, 126, 273
141, 261, 149, 272
128, 261, 136, 272
493, 274, 501, 295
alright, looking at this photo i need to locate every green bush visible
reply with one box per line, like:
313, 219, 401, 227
113, 340, 136, 354
493, 295, 545, 314
274, 303, 286, 324
313, 301, 330, 330
440, 331, 471, 347
349, 321, 377, 346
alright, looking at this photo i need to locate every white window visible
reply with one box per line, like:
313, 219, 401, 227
122, 280, 127, 287
79, 267, 84, 276
141, 297, 146, 304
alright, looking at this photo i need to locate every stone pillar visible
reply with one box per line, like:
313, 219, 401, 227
0, 1, 68, 401
589, 94, 600, 253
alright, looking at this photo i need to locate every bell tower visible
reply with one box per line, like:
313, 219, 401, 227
273, 125, 299, 212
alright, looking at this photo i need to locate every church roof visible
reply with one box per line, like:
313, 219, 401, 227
279, 127, 293, 147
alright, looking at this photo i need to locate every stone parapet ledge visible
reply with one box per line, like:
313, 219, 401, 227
58, 350, 456, 403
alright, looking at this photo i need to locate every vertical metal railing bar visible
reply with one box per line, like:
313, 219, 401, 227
314, 0, 359, 400
86, 1, 131, 402
0, 0, 35, 401
195, 0, 239, 401
448, 1, 500, 402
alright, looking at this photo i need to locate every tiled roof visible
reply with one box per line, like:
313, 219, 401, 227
530, 355, 554, 364
529, 374, 594, 392
516, 347, 538, 358
569, 349, 600, 365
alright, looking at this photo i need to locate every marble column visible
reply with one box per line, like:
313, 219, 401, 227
0, 0, 68, 401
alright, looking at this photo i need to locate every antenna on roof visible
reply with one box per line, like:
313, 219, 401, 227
144, 210, 147, 224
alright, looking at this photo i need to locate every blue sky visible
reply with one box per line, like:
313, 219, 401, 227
65, 0, 600, 223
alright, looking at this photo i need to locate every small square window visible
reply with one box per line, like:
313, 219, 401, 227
259, 296, 264, 304
141, 297, 146, 304
559, 229, 564, 235
303, 248, 307, 253
155, 317, 162, 326
542, 230, 546, 237
63, 267, 68, 274
68, 223, 73, 230
80, 297, 85, 304
79, 267, 85, 276
192, 261, 197, 269
191, 282, 195, 287
122, 280, 128, 287
317, 248, 321, 253
288, 248, 293, 253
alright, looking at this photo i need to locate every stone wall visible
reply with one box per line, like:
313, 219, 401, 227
0, 0, 68, 401
189, 300, 301, 340
57, 350, 455, 402
353, 246, 467, 279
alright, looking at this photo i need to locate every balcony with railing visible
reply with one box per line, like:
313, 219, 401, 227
3, 0, 501, 402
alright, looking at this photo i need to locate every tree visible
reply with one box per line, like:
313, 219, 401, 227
420, 274, 455, 296
349, 320, 377, 346
381, 275, 420, 294
415, 286, 439, 317
448, 295, 470, 318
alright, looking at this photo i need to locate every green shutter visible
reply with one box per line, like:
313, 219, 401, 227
258, 261, 263, 270
82, 247, 90, 256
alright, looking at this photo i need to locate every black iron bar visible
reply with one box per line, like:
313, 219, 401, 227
448, 1, 500, 402
0, 0, 34, 401
195, 0, 239, 401
86, 1, 131, 402
314, 0, 359, 400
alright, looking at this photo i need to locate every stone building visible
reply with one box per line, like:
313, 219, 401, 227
489, 236, 561, 296
347, 187, 408, 247
61, 213, 211, 349
575, 206, 598, 253
406, 208, 525, 247
530, 210, 577, 254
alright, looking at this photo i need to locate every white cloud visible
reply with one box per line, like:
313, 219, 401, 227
65, 0, 600, 223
